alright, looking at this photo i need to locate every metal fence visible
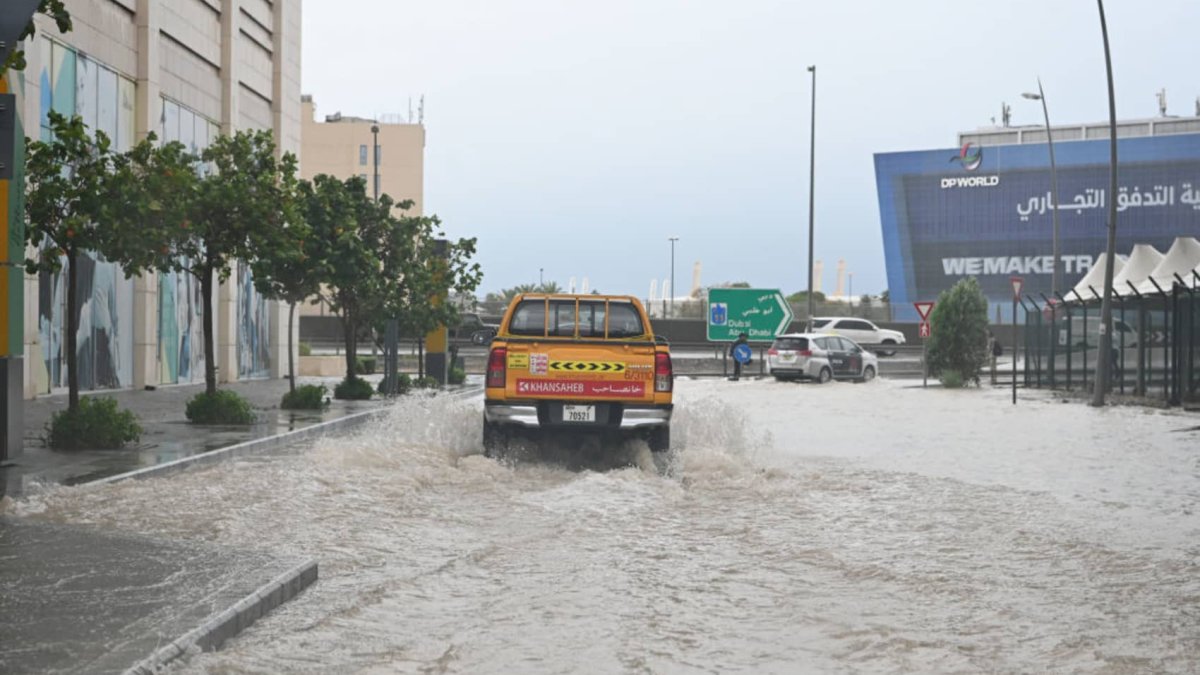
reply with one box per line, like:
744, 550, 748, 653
1019, 278, 1200, 406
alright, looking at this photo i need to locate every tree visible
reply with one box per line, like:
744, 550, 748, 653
786, 290, 826, 304
24, 112, 120, 411
925, 277, 990, 386
2, 1, 71, 76
306, 175, 388, 382
375, 211, 482, 381
249, 193, 311, 393
168, 130, 297, 395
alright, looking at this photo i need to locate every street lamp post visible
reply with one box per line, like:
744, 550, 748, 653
668, 237, 680, 318
370, 124, 380, 202
806, 65, 817, 329
1091, 0, 1120, 406
539, 268, 544, 288
1022, 80, 1062, 295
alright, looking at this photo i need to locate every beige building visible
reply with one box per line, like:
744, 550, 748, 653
299, 96, 426, 315
14, 0, 302, 400
301, 96, 425, 213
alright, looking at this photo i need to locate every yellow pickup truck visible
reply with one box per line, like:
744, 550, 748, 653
483, 294, 673, 456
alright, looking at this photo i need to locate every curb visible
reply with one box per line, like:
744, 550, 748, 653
122, 558, 320, 675
106, 385, 481, 673
90, 385, 484, 487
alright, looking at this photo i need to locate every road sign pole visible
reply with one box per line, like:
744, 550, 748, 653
923, 338, 928, 388
1010, 276, 1023, 405
1012, 297, 1018, 405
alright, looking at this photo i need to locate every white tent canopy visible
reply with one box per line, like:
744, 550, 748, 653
1134, 237, 1200, 295
1069, 252, 1124, 301
1111, 244, 1164, 297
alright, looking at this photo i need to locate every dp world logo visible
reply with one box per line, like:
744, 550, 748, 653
950, 143, 983, 171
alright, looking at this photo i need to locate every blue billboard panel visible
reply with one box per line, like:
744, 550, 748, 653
876, 133, 1200, 320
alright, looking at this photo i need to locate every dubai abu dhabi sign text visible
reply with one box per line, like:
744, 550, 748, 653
706, 288, 794, 342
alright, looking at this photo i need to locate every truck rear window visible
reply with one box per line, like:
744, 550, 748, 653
508, 298, 645, 339
508, 300, 546, 336
606, 302, 644, 338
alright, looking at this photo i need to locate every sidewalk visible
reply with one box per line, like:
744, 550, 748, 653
0, 376, 397, 674
3, 376, 385, 499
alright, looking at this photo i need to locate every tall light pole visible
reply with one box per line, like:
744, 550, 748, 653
806, 65, 817, 329
539, 268, 544, 288
1091, 0, 1119, 406
1022, 80, 1062, 295
370, 124, 380, 202
668, 237, 680, 318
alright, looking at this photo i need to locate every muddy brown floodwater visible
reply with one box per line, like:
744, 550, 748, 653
12, 378, 1200, 673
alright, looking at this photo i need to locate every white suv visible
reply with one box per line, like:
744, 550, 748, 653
766, 333, 878, 383
810, 317, 905, 356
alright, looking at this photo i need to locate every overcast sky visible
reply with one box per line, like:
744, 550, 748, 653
301, 0, 1199, 298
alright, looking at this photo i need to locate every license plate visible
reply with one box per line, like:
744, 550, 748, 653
563, 404, 596, 423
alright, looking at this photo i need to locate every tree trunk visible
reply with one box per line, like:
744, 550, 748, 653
200, 261, 217, 396
287, 301, 296, 393
66, 246, 80, 412
342, 304, 357, 380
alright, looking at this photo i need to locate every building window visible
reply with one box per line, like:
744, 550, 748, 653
358, 173, 367, 183
359, 144, 368, 165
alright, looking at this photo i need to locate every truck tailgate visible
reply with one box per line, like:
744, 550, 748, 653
504, 342, 657, 403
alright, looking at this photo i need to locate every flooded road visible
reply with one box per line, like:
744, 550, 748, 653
11, 379, 1200, 673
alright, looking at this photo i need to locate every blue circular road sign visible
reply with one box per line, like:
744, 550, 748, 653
732, 343, 753, 365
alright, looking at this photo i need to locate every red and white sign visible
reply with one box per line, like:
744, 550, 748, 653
919, 321, 931, 338
1010, 276, 1024, 300
517, 379, 645, 398
913, 301, 935, 321
1042, 298, 1059, 322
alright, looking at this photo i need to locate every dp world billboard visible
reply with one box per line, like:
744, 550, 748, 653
875, 132, 1200, 321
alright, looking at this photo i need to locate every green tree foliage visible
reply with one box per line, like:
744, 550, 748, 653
304, 175, 387, 382
24, 112, 120, 411
167, 130, 298, 395
250, 193, 313, 393
786, 290, 827, 304
374, 210, 482, 380
1, 1, 72, 75
926, 277, 990, 385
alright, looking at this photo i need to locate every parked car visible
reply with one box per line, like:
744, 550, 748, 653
766, 333, 878, 383
810, 317, 905, 356
451, 313, 500, 345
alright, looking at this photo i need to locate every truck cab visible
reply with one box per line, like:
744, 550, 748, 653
483, 294, 673, 456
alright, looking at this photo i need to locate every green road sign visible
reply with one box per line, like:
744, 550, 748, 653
706, 288, 794, 342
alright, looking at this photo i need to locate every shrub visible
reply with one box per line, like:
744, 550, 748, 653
334, 376, 374, 400
281, 384, 328, 410
46, 397, 142, 450
448, 366, 466, 385
186, 390, 257, 425
414, 376, 440, 389
940, 370, 966, 389
926, 277, 990, 386
355, 357, 377, 375
298, 342, 312, 356
377, 373, 412, 396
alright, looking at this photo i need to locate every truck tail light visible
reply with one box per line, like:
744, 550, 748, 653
654, 352, 673, 393
487, 347, 507, 388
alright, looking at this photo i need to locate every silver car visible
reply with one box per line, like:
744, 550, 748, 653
766, 333, 879, 383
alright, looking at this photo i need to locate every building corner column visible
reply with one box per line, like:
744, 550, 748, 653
131, 0, 162, 390
220, 0, 240, 136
